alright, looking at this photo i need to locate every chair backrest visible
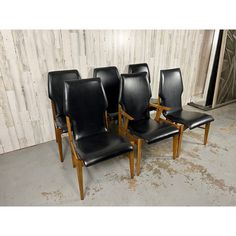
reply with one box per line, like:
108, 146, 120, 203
159, 68, 183, 115
93, 66, 120, 114
64, 78, 108, 140
120, 72, 151, 121
128, 63, 151, 83
48, 70, 81, 116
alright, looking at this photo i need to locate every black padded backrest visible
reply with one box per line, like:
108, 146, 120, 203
120, 72, 151, 121
159, 68, 183, 115
48, 70, 81, 116
128, 63, 151, 83
93, 66, 120, 114
64, 78, 108, 140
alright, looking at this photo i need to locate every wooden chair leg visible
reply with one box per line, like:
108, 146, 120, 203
204, 123, 211, 145
68, 140, 76, 168
173, 134, 179, 160
129, 144, 135, 178
76, 160, 84, 200
56, 128, 64, 162
177, 125, 184, 157
54, 126, 58, 143
136, 139, 142, 176
71, 153, 76, 168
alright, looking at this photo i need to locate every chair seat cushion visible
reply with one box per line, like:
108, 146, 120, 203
55, 115, 67, 133
74, 132, 133, 167
129, 119, 179, 144
166, 110, 214, 129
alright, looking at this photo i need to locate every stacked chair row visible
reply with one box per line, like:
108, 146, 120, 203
48, 63, 214, 200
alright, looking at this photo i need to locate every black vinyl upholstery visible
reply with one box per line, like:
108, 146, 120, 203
73, 132, 133, 167
128, 63, 157, 108
120, 72, 179, 143
120, 72, 151, 120
48, 70, 81, 131
93, 66, 120, 119
128, 63, 151, 83
64, 78, 133, 167
129, 119, 179, 144
159, 68, 214, 129
159, 68, 183, 115
165, 110, 214, 130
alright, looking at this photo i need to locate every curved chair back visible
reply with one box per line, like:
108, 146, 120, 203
48, 70, 81, 116
159, 68, 183, 115
64, 78, 108, 140
93, 66, 120, 114
120, 72, 151, 120
128, 63, 151, 83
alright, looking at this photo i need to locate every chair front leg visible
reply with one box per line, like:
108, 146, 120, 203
56, 128, 64, 162
204, 123, 211, 145
76, 159, 84, 200
129, 142, 135, 178
177, 125, 184, 157
136, 139, 142, 176
173, 134, 179, 160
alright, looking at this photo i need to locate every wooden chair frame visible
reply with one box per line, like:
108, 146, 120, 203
157, 96, 211, 146
66, 113, 135, 200
118, 104, 183, 176
51, 101, 64, 162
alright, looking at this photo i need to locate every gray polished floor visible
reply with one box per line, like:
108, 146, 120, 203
0, 103, 236, 206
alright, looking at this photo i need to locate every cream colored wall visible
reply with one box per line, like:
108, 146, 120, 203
0, 30, 214, 153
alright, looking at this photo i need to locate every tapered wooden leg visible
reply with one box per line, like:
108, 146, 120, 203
54, 126, 58, 143
71, 153, 76, 168
177, 125, 184, 157
204, 123, 210, 145
56, 128, 64, 162
136, 139, 142, 176
68, 141, 76, 168
129, 146, 135, 179
173, 134, 179, 160
76, 160, 84, 200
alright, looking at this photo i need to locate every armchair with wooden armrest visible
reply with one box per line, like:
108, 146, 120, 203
119, 72, 182, 176
64, 78, 134, 200
158, 68, 214, 146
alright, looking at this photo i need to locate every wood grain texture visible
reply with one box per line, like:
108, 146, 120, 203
0, 30, 214, 153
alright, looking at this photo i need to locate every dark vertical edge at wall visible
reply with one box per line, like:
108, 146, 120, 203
205, 30, 224, 106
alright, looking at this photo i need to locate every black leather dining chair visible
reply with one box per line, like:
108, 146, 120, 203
159, 68, 214, 154
128, 63, 158, 108
119, 72, 182, 176
64, 78, 134, 200
93, 66, 120, 126
48, 69, 81, 163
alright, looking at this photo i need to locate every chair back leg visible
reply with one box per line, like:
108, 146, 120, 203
56, 128, 64, 162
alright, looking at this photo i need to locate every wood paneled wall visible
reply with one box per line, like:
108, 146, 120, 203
0, 30, 214, 153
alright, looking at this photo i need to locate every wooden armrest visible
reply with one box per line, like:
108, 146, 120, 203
159, 117, 183, 130
149, 103, 171, 111
120, 109, 134, 121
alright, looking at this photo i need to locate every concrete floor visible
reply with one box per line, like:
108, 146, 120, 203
0, 103, 236, 206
